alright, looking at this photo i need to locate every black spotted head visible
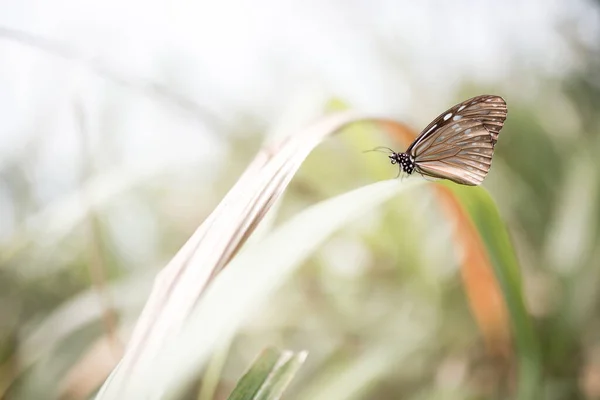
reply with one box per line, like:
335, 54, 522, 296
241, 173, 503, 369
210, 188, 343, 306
389, 152, 415, 174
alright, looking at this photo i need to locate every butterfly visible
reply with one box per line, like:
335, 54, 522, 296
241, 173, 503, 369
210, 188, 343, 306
374, 95, 507, 186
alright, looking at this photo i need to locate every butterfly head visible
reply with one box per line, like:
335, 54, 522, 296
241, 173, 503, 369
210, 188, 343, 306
389, 152, 415, 175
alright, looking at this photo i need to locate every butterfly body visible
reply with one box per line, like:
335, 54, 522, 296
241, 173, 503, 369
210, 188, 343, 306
387, 95, 507, 186
389, 152, 415, 174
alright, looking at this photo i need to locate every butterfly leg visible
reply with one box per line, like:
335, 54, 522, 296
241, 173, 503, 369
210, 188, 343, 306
415, 168, 439, 183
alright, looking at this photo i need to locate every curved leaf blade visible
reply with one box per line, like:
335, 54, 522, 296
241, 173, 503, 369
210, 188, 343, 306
125, 179, 424, 398
440, 182, 541, 400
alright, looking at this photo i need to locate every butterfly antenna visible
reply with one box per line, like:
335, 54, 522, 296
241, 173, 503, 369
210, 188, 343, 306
363, 146, 396, 154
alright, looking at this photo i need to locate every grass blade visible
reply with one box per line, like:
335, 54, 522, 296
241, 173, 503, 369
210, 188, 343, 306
97, 111, 391, 398
121, 179, 424, 398
227, 347, 307, 400
436, 185, 511, 357
440, 181, 542, 400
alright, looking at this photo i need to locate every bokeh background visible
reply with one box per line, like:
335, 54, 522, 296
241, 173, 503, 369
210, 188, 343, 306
1, 0, 600, 399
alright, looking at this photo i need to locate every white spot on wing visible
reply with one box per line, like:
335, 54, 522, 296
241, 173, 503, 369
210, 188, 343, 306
465, 129, 472, 134
453, 115, 463, 121
458, 105, 466, 111
444, 113, 452, 121
424, 124, 437, 135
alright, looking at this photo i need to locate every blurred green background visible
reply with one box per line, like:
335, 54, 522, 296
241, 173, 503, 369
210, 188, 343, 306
1, 1, 600, 399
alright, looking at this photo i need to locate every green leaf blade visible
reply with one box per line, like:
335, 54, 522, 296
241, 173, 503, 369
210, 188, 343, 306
227, 347, 307, 400
441, 182, 542, 400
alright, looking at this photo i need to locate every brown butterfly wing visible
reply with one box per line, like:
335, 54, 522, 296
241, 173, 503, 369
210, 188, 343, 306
407, 95, 507, 186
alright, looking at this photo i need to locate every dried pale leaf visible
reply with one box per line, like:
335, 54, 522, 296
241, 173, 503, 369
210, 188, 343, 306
112, 179, 423, 398
98, 111, 373, 398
